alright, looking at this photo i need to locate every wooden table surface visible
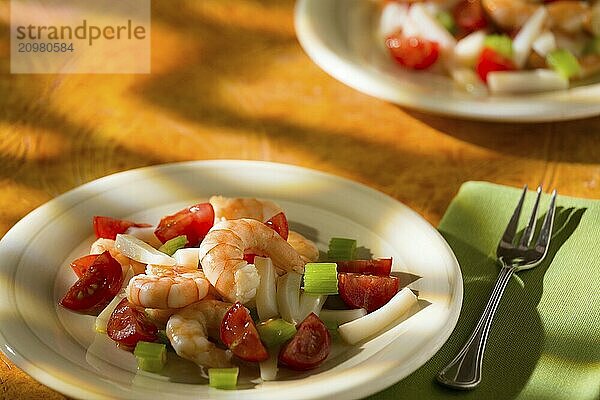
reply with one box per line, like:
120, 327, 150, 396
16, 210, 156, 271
1, 1, 599, 398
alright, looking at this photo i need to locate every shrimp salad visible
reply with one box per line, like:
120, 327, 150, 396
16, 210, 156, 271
379, 0, 600, 94
59, 196, 419, 388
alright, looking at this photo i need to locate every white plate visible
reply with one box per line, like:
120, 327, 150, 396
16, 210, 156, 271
0, 160, 462, 400
295, 0, 600, 122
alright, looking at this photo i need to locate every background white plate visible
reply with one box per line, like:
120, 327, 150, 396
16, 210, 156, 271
295, 0, 600, 122
0, 160, 462, 400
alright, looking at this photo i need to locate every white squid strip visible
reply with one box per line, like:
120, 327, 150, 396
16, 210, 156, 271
338, 288, 417, 345
487, 69, 568, 94
513, 7, 548, 68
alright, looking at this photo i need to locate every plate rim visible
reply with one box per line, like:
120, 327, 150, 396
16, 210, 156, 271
0, 160, 463, 399
294, 0, 600, 123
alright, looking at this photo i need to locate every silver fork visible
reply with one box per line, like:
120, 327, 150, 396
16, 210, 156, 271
437, 185, 557, 390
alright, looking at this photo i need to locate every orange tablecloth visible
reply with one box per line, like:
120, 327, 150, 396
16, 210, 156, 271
1, 1, 599, 398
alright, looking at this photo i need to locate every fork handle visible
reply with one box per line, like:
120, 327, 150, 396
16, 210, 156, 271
437, 266, 516, 390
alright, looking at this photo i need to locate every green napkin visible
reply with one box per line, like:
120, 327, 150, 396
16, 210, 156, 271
370, 182, 600, 400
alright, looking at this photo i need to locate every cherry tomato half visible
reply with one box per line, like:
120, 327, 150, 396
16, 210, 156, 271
338, 273, 399, 312
69, 254, 100, 278
60, 251, 123, 314
154, 203, 215, 247
220, 302, 268, 362
335, 258, 392, 276
476, 47, 516, 82
386, 34, 440, 70
279, 313, 331, 371
107, 298, 158, 348
93, 216, 151, 240
265, 212, 289, 240
453, 0, 488, 34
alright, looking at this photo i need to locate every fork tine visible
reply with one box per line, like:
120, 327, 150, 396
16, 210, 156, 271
499, 185, 527, 246
518, 186, 543, 248
534, 189, 557, 253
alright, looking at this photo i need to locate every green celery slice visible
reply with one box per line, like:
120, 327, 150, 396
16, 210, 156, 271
436, 10, 456, 34
546, 49, 581, 79
208, 367, 239, 389
327, 238, 356, 261
158, 235, 188, 256
256, 318, 297, 347
304, 262, 338, 295
484, 34, 513, 58
133, 341, 166, 372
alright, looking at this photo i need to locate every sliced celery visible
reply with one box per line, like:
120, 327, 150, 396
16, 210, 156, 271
133, 341, 166, 372
546, 49, 581, 79
303, 263, 338, 295
327, 238, 356, 261
158, 235, 188, 256
256, 318, 297, 347
436, 10, 456, 34
208, 367, 239, 389
484, 34, 513, 58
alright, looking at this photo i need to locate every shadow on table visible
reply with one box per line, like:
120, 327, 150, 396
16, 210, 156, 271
368, 206, 585, 400
405, 109, 600, 164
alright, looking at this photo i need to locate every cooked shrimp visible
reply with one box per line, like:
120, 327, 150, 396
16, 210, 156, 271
209, 196, 320, 259
145, 308, 178, 329
166, 299, 233, 368
90, 238, 146, 275
482, 0, 595, 34
199, 218, 305, 303
287, 231, 319, 263
481, 0, 538, 31
126, 264, 210, 309
548, 1, 593, 34
209, 195, 282, 223
145, 288, 222, 328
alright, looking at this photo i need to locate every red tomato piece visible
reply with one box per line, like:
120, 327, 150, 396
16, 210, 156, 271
338, 273, 399, 312
220, 302, 268, 362
453, 0, 488, 33
335, 258, 393, 276
107, 298, 158, 348
279, 313, 331, 371
70, 254, 100, 278
93, 216, 151, 240
60, 251, 123, 314
244, 253, 256, 264
154, 203, 215, 247
476, 48, 516, 82
265, 212, 289, 240
386, 34, 440, 70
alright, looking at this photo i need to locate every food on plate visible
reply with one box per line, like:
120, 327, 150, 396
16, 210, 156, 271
379, 0, 600, 94
58, 197, 420, 387
126, 264, 211, 309
60, 251, 123, 313
199, 218, 304, 303
167, 299, 233, 368
107, 298, 158, 347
